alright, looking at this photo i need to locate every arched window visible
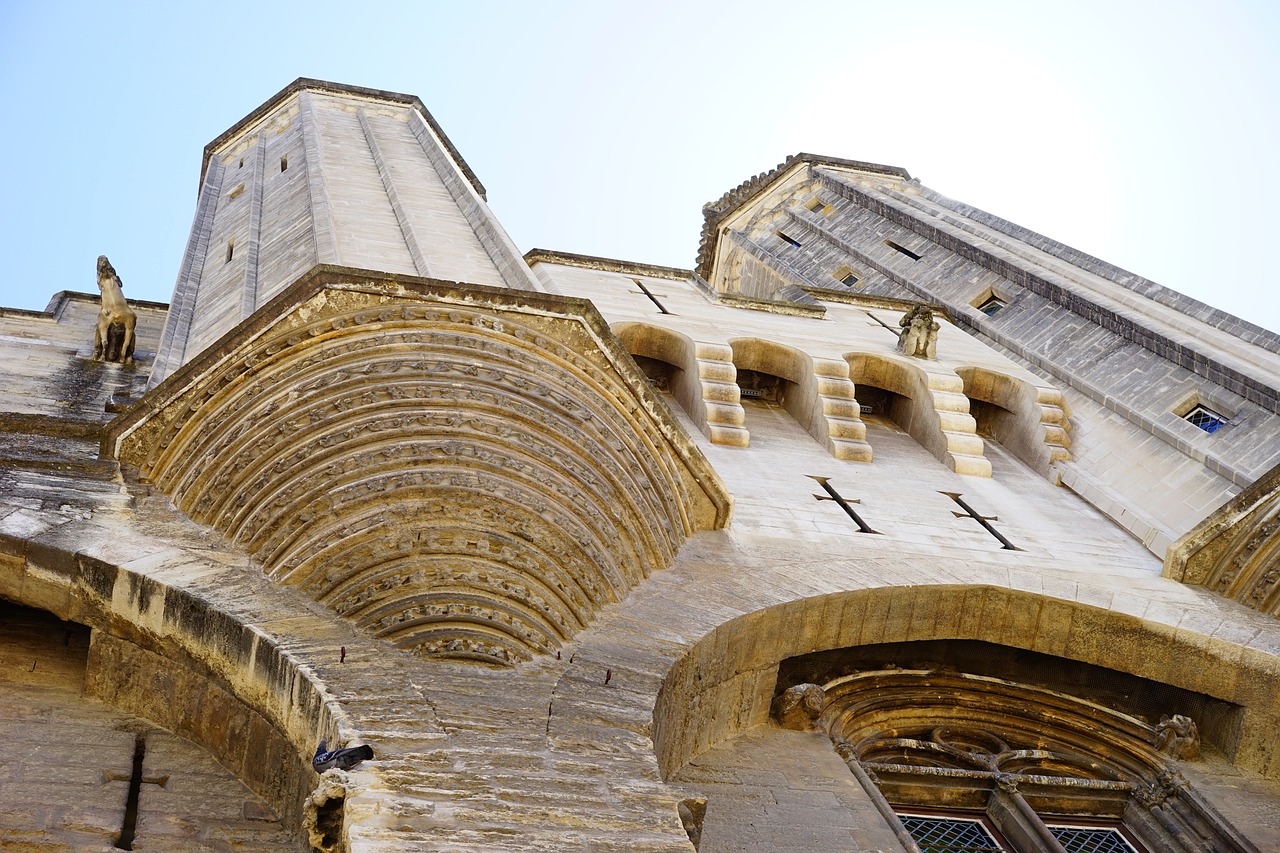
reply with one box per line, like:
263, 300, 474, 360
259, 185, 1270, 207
775, 667, 1254, 853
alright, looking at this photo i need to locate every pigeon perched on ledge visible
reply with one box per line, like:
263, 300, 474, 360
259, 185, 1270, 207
313, 739, 374, 772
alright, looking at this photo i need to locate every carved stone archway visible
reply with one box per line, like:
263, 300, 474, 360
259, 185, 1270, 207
106, 267, 730, 666
813, 669, 1254, 853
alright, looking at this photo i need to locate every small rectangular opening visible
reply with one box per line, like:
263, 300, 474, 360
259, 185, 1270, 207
777, 231, 802, 248
228, 184, 245, 200
805, 197, 829, 214
1185, 404, 1227, 434
834, 266, 862, 288
976, 295, 1006, 316
884, 239, 922, 260
280, 155, 288, 172
226, 239, 235, 263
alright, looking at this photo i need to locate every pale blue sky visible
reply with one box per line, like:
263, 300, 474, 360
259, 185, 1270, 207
2, 1, 1278, 332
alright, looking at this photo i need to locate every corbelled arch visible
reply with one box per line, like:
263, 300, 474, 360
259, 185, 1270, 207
845, 351, 989, 475
729, 336, 871, 461
612, 322, 748, 447
955, 364, 1071, 476
106, 267, 730, 667
652, 584, 1280, 781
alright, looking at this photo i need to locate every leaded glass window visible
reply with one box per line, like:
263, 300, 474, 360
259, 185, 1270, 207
1048, 825, 1139, 853
899, 814, 1007, 852
1184, 404, 1226, 433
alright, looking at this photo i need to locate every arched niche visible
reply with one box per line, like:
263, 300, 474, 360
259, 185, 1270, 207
0, 523, 368, 839
846, 352, 988, 475
955, 365, 1070, 476
612, 322, 748, 447
0, 598, 302, 850
730, 337, 870, 461
816, 667, 1253, 853
652, 585, 1280, 782
654, 589, 1280, 852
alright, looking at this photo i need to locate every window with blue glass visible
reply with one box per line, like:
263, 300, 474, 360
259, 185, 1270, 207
1185, 404, 1227, 433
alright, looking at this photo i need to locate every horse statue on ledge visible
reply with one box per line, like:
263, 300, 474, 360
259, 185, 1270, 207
93, 255, 137, 364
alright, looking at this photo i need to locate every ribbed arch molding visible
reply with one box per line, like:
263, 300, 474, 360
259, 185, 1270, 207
108, 268, 729, 666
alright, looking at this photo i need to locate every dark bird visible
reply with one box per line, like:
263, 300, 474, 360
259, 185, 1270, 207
313, 739, 374, 772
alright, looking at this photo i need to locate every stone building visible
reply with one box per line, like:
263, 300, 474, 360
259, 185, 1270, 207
2, 78, 1279, 852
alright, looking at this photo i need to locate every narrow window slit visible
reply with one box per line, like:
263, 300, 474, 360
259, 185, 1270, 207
635, 280, 671, 315
280, 155, 288, 172
777, 231, 802, 248
885, 239, 922, 260
111, 734, 167, 849
810, 475, 880, 534
226, 238, 235, 263
942, 491, 1021, 550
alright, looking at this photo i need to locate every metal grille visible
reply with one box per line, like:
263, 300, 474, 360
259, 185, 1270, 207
1048, 826, 1139, 853
899, 815, 1006, 852
1185, 405, 1226, 433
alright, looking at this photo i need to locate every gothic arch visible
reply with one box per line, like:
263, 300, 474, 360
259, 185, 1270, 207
612, 322, 748, 447
818, 667, 1254, 853
845, 352, 989, 475
729, 337, 871, 461
652, 584, 1280, 781
955, 365, 1071, 476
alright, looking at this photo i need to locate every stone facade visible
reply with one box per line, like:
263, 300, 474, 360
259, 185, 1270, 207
2, 79, 1279, 852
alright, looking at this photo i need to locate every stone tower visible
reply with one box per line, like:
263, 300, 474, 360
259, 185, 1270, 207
151, 79, 541, 382
3, 80, 1280, 853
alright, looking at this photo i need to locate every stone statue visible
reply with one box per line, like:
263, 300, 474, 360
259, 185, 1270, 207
93, 255, 137, 364
772, 682, 827, 730
1154, 714, 1200, 760
897, 304, 939, 359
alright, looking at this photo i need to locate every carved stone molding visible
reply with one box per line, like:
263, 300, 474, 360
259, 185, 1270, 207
1165, 459, 1280, 618
106, 267, 730, 665
818, 669, 1251, 853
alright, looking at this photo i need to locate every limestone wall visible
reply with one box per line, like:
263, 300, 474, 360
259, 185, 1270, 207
150, 81, 542, 383
692, 161, 1280, 557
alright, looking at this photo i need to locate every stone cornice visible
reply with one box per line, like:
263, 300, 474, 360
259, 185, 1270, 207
799, 286, 949, 318
523, 248, 693, 281
0, 290, 170, 321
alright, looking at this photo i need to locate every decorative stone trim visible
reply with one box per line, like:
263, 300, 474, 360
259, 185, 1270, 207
106, 268, 730, 666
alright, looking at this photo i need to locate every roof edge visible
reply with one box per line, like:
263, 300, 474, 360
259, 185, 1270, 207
524, 248, 693, 281
199, 78, 487, 200
695, 153, 911, 281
